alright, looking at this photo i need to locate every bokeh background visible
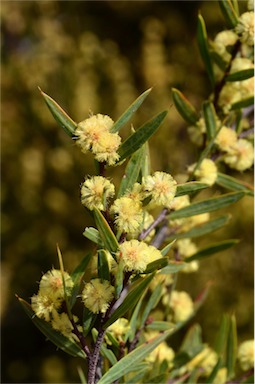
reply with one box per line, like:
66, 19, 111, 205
1, 1, 253, 383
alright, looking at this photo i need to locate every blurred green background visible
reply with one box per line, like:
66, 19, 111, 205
1, 1, 253, 383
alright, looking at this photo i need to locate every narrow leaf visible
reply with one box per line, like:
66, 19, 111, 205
83, 227, 104, 246
159, 262, 186, 274
93, 208, 119, 254
216, 173, 254, 196
168, 192, 245, 220
205, 357, 222, 384
118, 146, 144, 198
167, 215, 231, 241
226, 315, 237, 379
39, 88, 76, 137
197, 14, 215, 87
17, 296, 86, 359
100, 344, 118, 366
161, 240, 176, 257
219, 0, 239, 28
146, 321, 175, 331
110, 88, 152, 133
83, 309, 97, 338
117, 110, 168, 162
70, 252, 93, 308
140, 283, 163, 327
98, 249, 110, 281
214, 314, 230, 355
172, 88, 199, 124
230, 96, 254, 110
103, 274, 155, 329
175, 182, 208, 197
77, 366, 87, 384
225, 69, 254, 82
203, 101, 217, 141
186, 239, 239, 262
143, 257, 168, 274
114, 258, 124, 298
125, 291, 145, 343
97, 329, 175, 384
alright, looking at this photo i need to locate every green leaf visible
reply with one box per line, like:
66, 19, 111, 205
216, 173, 254, 196
175, 182, 208, 197
143, 257, 168, 274
117, 146, 145, 198
100, 344, 118, 366
125, 291, 145, 343
83, 308, 97, 337
205, 357, 222, 384
219, 0, 239, 28
214, 314, 230, 355
77, 366, 87, 384
17, 296, 86, 359
103, 274, 155, 329
126, 367, 149, 384
39, 88, 77, 137
197, 14, 215, 87
180, 324, 203, 357
167, 215, 231, 241
117, 110, 168, 162
225, 69, 254, 82
203, 101, 217, 141
97, 329, 175, 384
98, 249, 110, 281
146, 321, 175, 331
70, 252, 93, 308
114, 258, 124, 298
110, 88, 152, 133
186, 239, 239, 262
161, 240, 176, 257
83, 227, 104, 246
230, 96, 254, 111
226, 315, 237, 380
93, 208, 119, 254
159, 262, 186, 274
172, 88, 199, 125
168, 192, 245, 220
140, 283, 163, 327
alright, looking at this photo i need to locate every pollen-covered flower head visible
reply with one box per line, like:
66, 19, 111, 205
142, 171, 177, 209
235, 11, 254, 46
75, 114, 121, 166
82, 278, 114, 314
215, 126, 238, 152
188, 158, 217, 186
110, 196, 143, 233
163, 290, 194, 322
146, 340, 175, 365
39, 268, 74, 300
176, 238, 199, 273
81, 176, 115, 211
238, 339, 254, 370
127, 211, 155, 242
107, 318, 130, 342
31, 294, 61, 322
213, 30, 238, 62
117, 239, 160, 273
224, 139, 254, 171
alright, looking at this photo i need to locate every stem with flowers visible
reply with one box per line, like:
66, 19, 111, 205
18, 1, 254, 383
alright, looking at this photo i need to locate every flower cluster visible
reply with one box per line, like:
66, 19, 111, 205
81, 278, 114, 314
31, 269, 81, 340
237, 339, 254, 371
81, 176, 115, 211
162, 290, 194, 323
188, 158, 218, 186
117, 239, 162, 273
75, 114, 121, 165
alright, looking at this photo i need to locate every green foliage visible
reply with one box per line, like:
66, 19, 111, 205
16, 1, 254, 383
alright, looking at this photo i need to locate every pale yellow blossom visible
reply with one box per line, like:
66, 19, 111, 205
238, 339, 254, 370
82, 279, 114, 314
111, 196, 143, 233
215, 126, 238, 152
235, 12, 254, 46
163, 290, 194, 322
39, 269, 74, 300
224, 139, 254, 171
142, 171, 177, 208
189, 158, 218, 186
81, 176, 115, 211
